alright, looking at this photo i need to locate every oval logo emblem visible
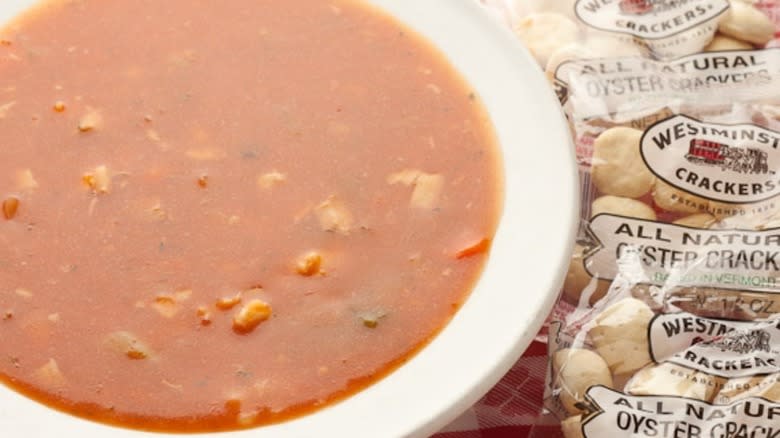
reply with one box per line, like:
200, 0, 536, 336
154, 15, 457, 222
575, 0, 730, 40
641, 114, 780, 204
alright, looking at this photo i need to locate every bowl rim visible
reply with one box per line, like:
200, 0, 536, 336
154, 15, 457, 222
0, 1, 579, 437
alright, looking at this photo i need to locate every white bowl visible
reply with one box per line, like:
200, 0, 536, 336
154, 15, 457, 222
0, 1, 578, 437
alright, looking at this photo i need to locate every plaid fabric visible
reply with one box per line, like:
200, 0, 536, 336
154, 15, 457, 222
432, 342, 562, 438
756, 1, 780, 38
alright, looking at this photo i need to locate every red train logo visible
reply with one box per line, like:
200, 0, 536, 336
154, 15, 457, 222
619, 0, 654, 15
686, 139, 770, 175
709, 329, 772, 355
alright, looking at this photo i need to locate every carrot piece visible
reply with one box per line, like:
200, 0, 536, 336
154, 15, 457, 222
455, 238, 491, 259
3, 197, 19, 220
232, 299, 272, 334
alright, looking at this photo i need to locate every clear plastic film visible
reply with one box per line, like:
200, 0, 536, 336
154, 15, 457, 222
478, 0, 780, 436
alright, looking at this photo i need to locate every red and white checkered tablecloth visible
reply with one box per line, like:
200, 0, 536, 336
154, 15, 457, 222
431, 341, 561, 438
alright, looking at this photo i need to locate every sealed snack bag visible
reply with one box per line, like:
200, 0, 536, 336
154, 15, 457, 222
549, 307, 779, 437
476, 1, 780, 436
547, 48, 780, 437
505, 0, 777, 65
554, 47, 780, 307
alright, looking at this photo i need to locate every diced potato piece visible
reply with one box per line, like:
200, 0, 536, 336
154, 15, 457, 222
93, 166, 111, 192
196, 306, 212, 325
228, 394, 272, 426
238, 411, 258, 427
258, 171, 287, 189
387, 169, 422, 186
53, 101, 66, 112
244, 287, 264, 296
151, 295, 179, 318
146, 129, 161, 142
33, 359, 66, 388
358, 310, 387, 328
105, 331, 154, 360
86, 197, 98, 217
216, 292, 242, 310
387, 169, 445, 209
186, 148, 226, 161
16, 169, 38, 191
147, 200, 168, 221
14, 288, 32, 299
315, 197, 353, 234
296, 251, 322, 276
411, 173, 445, 209
0, 101, 16, 119
232, 299, 272, 334
82, 165, 111, 194
2, 196, 19, 220
78, 109, 101, 132
253, 379, 269, 396
162, 379, 183, 392
175, 289, 192, 301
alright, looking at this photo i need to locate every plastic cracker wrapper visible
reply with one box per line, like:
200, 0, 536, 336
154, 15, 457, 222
476, 1, 780, 437
483, 0, 780, 66
544, 53, 780, 435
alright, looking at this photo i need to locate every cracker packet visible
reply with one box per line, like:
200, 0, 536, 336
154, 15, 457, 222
478, 1, 780, 436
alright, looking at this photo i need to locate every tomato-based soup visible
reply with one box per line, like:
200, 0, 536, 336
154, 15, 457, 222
0, 0, 501, 432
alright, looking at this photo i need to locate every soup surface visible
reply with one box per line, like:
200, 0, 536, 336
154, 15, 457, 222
0, 0, 501, 432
